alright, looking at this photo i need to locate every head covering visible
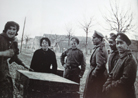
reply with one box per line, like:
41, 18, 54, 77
93, 30, 104, 38
40, 37, 51, 46
109, 33, 117, 41
116, 33, 131, 46
71, 37, 79, 44
3, 21, 19, 36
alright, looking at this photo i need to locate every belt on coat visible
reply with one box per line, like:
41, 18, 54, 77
67, 66, 79, 69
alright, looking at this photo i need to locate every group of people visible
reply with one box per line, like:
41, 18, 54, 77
83, 32, 137, 98
0, 21, 137, 98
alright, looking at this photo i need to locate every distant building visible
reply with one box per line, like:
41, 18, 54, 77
26, 34, 94, 53
23, 34, 138, 60
26, 38, 34, 49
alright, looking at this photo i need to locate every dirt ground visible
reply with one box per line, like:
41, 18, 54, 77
9, 51, 138, 98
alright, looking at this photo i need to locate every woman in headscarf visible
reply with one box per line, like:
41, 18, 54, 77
0, 21, 30, 98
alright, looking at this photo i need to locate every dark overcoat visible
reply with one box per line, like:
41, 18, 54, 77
103, 51, 137, 98
0, 33, 16, 98
83, 43, 108, 98
108, 50, 119, 73
30, 48, 57, 74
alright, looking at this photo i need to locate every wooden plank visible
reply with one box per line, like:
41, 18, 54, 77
18, 70, 77, 84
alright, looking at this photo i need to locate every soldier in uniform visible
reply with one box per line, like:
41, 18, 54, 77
60, 37, 86, 83
83, 31, 108, 98
103, 33, 137, 98
107, 33, 119, 74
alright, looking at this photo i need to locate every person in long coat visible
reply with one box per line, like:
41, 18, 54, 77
60, 37, 86, 83
103, 33, 137, 98
107, 33, 119, 74
0, 21, 30, 98
83, 31, 108, 98
30, 37, 57, 74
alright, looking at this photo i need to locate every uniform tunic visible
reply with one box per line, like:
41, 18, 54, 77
103, 51, 137, 98
83, 42, 108, 98
60, 48, 86, 83
30, 48, 57, 74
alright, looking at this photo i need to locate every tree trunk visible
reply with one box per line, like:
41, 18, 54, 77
86, 32, 88, 54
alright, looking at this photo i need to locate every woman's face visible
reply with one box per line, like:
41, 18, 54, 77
41, 40, 49, 51
6, 26, 17, 38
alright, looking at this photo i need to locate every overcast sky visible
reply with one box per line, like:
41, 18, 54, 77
0, 0, 137, 39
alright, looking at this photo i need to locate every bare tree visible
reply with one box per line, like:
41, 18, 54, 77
24, 34, 31, 49
44, 33, 67, 52
134, 34, 138, 50
103, 0, 136, 33
48, 34, 66, 46
66, 27, 74, 46
79, 17, 94, 54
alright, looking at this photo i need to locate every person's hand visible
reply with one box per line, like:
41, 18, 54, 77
3, 49, 14, 57
23, 64, 34, 71
24, 65, 34, 71
63, 64, 67, 68
79, 72, 83, 78
21, 62, 34, 71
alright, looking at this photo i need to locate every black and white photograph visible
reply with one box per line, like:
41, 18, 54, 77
0, 0, 138, 98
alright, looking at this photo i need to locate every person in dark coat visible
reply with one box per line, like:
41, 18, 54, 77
0, 21, 30, 98
107, 33, 119, 74
83, 31, 108, 98
60, 37, 86, 83
103, 33, 137, 98
30, 37, 57, 74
